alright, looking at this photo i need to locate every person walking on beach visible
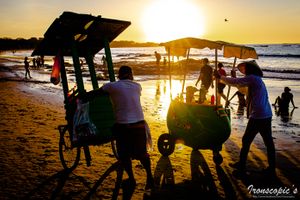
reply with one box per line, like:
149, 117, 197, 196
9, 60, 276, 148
40, 55, 44, 67
87, 66, 154, 189
101, 55, 107, 69
214, 61, 276, 176
36, 56, 41, 68
154, 51, 161, 66
216, 62, 227, 104
195, 58, 213, 103
32, 58, 36, 69
273, 87, 297, 114
24, 57, 32, 79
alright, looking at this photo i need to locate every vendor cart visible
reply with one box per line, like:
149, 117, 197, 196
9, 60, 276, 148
157, 37, 230, 165
32, 12, 130, 170
157, 38, 258, 165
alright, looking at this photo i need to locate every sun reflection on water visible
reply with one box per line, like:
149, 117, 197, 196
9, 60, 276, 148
141, 78, 220, 121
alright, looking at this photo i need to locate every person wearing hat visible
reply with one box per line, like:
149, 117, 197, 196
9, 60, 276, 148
84, 65, 154, 189
214, 61, 276, 176
273, 87, 297, 114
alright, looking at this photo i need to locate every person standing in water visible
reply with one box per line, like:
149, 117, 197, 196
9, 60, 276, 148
273, 87, 297, 112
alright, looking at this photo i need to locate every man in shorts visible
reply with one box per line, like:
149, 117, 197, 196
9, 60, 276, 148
101, 66, 154, 189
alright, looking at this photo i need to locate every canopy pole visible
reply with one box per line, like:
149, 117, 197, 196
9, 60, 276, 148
181, 48, 190, 96
85, 52, 99, 89
167, 47, 172, 99
71, 42, 85, 94
104, 37, 115, 82
215, 49, 218, 107
225, 57, 237, 108
60, 55, 69, 103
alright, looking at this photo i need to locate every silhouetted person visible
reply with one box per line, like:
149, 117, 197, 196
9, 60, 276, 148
32, 58, 36, 69
40, 55, 44, 67
215, 61, 276, 176
154, 51, 161, 66
216, 62, 227, 105
36, 56, 41, 68
87, 66, 154, 189
24, 57, 31, 79
163, 56, 167, 66
273, 87, 297, 115
195, 58, 213, 103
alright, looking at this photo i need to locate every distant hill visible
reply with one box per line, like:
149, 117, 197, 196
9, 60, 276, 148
0, 37, 159, 51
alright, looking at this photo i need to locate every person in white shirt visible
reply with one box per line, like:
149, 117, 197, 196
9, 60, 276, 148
93, 66, 154, 189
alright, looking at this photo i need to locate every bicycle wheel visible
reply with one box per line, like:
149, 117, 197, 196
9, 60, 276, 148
58, 125, 80, 170
158, 133, 175, 156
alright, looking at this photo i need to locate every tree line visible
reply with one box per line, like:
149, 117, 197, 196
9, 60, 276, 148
0, 37, 159, 51
0, 37, 42, 51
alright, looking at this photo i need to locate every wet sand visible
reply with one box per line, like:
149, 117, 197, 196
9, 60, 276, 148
0, 61, 300, 200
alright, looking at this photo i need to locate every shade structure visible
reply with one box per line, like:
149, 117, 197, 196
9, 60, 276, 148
160, 37, 223, 57
32, 11, 131, 57
223, 43, 258, 59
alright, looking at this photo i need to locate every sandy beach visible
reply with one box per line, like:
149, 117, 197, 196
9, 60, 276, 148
0, 59, 300, 200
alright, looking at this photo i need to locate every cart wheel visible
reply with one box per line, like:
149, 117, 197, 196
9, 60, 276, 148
111, 139, 119, 159
213, 151, 223, 165
58, 126, 80, 170
158, 133, 175, 156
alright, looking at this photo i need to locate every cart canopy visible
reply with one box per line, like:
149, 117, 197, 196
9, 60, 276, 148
221, 42, 258, 59
32, 11, 131, 57
160, 37, 223, 57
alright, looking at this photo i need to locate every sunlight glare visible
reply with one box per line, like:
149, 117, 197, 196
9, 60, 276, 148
142, 0, 205, 43
155, 79, 184, 119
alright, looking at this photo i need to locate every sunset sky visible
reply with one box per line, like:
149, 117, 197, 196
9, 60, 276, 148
0, 0, 299, 44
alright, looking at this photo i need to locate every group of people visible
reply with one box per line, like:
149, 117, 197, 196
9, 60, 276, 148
196, 58, 297, 177
195, 58, 228, 105
194, 59, 277, 176
81, 56, 297, 189
32, 56, 44, 69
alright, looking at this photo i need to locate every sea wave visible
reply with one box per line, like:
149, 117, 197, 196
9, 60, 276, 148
258, 54, 300, 58
262, 68, 300, 74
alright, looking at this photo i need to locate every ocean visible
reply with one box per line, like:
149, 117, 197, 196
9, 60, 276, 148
0, 43, 299, 136
2, 43, 300, 79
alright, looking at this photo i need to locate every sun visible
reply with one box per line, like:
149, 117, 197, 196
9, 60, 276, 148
142, 0, 205, 43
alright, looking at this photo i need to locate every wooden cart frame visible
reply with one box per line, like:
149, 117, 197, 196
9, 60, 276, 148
32, 12, 131, 170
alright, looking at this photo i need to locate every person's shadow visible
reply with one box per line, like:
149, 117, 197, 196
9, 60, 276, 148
153, 156, 175, 189
189, 150, 219, 199
85, 160, 147, 200
148, 150, 224, 199
84, 160, 125, 200
23, 168, 88, 199
24, 161, 135, 200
